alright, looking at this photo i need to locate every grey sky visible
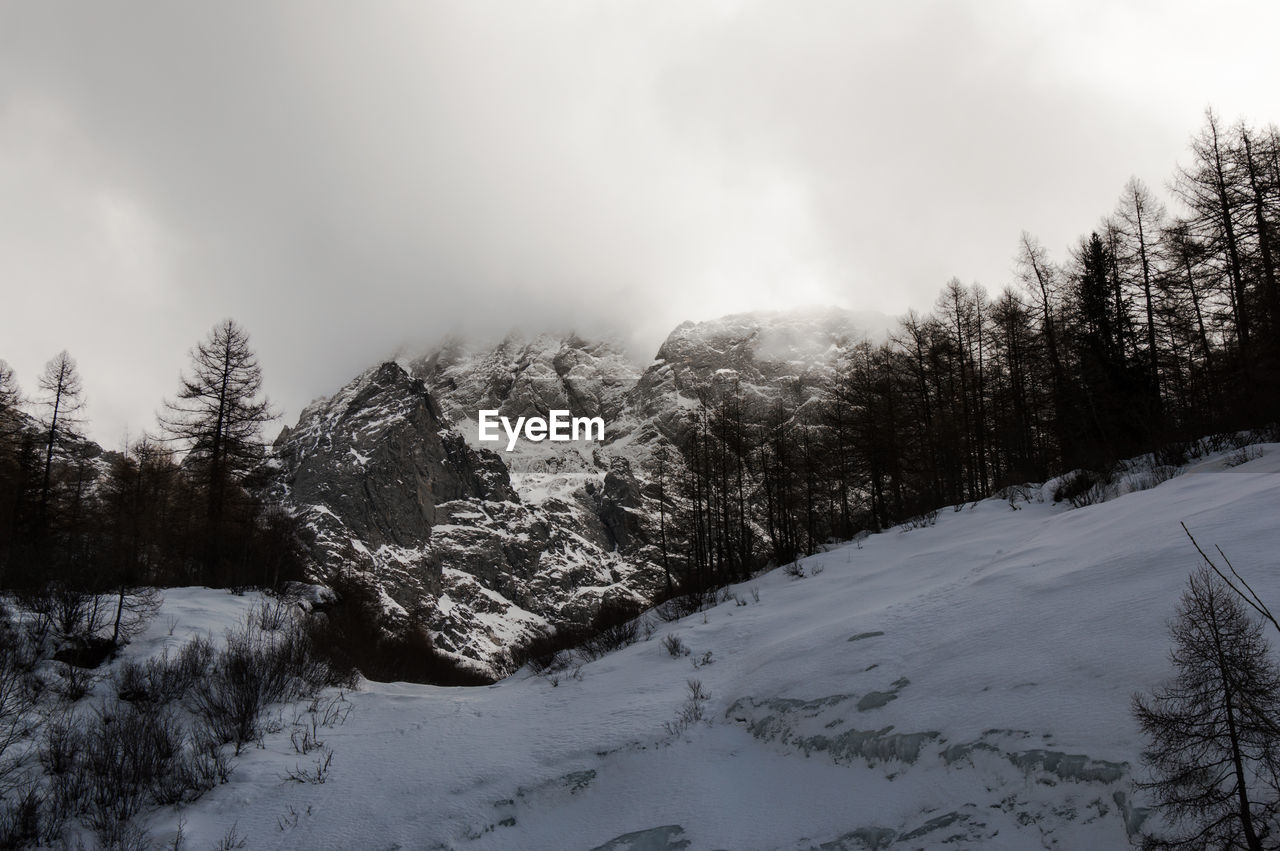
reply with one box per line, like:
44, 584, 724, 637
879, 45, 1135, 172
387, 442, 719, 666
1, 1, 1277, 446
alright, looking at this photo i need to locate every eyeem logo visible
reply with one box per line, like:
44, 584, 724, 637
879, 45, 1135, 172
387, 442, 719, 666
478, 410, 605, 452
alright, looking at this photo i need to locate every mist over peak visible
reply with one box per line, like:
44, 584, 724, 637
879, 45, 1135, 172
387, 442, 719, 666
6, 3, 1277, 446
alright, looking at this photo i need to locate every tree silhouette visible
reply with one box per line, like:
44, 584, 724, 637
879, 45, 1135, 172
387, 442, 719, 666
162, 319, 275, 582
35, 350, 84, 523
1134, 566, 1280, 850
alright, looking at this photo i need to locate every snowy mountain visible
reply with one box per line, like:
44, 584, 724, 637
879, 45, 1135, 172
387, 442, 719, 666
272, 361, 663, 670
142, 439, 1280, 848
639, 306, 891, 399
274, 308, 892, 675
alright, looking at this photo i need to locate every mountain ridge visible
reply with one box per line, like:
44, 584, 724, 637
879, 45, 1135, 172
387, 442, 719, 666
275, 307, 894, 675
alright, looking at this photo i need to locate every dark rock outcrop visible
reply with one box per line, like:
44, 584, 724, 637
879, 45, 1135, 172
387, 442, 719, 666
275, 360, 661, 675
279, 362, 514, 553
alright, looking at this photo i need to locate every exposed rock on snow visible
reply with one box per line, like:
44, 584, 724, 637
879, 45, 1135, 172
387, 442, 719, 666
275, 309, 893, 674
274, 360, 665, 672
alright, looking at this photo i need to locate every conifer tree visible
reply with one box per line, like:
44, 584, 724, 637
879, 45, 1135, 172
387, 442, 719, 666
35, 350, 84, 521
162, 319, 275, 582
1134, 567, 1280, 850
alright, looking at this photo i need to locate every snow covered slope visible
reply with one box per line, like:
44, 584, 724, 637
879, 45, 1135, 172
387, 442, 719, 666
152, 444, 1280, 849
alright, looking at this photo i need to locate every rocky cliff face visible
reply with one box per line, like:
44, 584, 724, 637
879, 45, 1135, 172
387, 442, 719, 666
274, 307, 889, 677
413, 332, 637, 428
274, 360, 663, 674
278, 362, 516, 554
634, 307, 891, 412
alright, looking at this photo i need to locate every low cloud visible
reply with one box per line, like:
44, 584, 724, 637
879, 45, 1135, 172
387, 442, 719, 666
1, 1, 1277, 443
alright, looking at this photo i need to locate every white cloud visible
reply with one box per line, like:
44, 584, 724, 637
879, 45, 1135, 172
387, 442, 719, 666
0, 1, 1277, 443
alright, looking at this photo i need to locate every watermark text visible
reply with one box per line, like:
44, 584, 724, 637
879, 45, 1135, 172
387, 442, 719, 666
478, 409, 605, 451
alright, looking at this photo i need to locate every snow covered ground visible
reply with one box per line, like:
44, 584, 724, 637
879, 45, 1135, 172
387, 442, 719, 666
130, 444, 1279, 849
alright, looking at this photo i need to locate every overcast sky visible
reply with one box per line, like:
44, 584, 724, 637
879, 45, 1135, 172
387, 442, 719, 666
1, 1, 1278, 446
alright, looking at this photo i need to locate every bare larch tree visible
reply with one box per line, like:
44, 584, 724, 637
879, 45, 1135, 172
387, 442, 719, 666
1134, 566, 1280, 850
161, 319, 275, 581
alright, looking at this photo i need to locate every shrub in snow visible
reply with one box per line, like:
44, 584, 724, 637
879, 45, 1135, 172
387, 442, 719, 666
283, 748, 334, 785
45, 583, 111, 645
996, 483, 1035, 510
250, 595, 298, 632
54, 660, 96, 702
191, 621, 332, 752
35, 712, 83, 840
578, 598, 645, 660
288, 692, 351, 756
182, 723, 235, 791
655, 588, 718, 622
1053, 469, 1112, 507
663, 678, 710, 738
504, 629, 582, 675
212, 821, 248, 850
0, 787, 40, 849
114, 634, 215, 707
898, 508, 940, 531
0, 588, 356, 849
81, 703, 187, 842
1126, 463, 1180, 492
0, 621, 36, 795
1154, 440, 1197, 467
1225, 445, 1264, 468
